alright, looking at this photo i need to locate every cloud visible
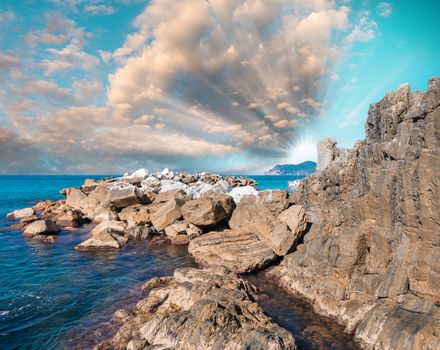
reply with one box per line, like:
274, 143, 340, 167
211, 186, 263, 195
377, 2, 393, 18
84, 4, 116, 16
43, 44, 100, 75
0, 0, 380, 173
345, 12, 378, 42
0, 53, 21, 69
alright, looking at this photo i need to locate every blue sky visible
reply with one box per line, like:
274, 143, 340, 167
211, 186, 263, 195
0, 0, 439, 174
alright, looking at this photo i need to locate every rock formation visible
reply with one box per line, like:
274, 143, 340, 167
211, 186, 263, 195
269, 78, 440, 349
94, 267, 296, 350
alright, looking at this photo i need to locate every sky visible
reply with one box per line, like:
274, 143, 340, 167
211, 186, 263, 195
0, 0, 439, 174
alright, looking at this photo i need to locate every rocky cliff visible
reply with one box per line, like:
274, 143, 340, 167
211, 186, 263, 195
269, 77, 440, 349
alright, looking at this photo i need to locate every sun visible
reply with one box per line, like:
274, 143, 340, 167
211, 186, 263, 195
286, 132, 319, 164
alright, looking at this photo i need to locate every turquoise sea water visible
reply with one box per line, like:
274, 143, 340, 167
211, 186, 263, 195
0, 175, 305, 349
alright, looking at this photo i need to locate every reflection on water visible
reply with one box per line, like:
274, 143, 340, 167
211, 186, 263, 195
247, 274, 360, 350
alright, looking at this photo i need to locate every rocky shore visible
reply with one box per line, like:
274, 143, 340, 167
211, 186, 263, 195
6, 77, 440, 350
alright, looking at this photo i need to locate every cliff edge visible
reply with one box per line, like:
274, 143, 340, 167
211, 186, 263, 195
269, 77, 440, 349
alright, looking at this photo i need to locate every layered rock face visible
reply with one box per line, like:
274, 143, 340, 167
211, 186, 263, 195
95, 267, 296, 350
269, 78, 440, 349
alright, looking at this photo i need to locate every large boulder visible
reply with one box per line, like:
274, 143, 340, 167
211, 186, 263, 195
151, 198, 185, 232
188, 229, 276, 273
94, 267, 295, 350
65, 188, 87, 209
7, 207, 35, 220
228, 186, 258, 204
229, 195, 306, 256
154, 190, 188, 204
75, 228, 128, 251
278, 205, 307, 235
23, 219, 61, 237
181, 194, 235, 226
107, 184, 144, 208
89, 220, 126, 237
257, 189, 289, 216
118, 204, 161, 227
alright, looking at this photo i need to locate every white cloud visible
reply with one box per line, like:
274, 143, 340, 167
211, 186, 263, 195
84, 5, 116, 16
346, 13, 378, 42
377, 2, 393, 18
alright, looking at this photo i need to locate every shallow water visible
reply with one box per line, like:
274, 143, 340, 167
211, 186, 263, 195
0, 175, 358, 350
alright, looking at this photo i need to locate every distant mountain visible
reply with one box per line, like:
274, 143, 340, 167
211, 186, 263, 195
265, 161, 317, 176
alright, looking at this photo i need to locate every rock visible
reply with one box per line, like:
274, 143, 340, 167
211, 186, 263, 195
7, 207, 35, 220
188, 230, 276, 273
228, 186, 258, 204
257, 190, 289, 216
89, 220, 126, 237
181, 194, 235, 226
151, 198, 185, 232
95, 267, 295, 350
107, 184, 144, 208
269, 78, 440, 349
124, 226, 155, 240
65, 188, 88, 209
277, 205, 307, 236
141, 177, 161, 192
92, 210, 119, 223
118, 204, 160, 226
54, 210, 86, 227
316, 138, 337, 172
202, 180, 229, 197
189, 182, 213, 199
23, 219, 61, 237
159, 180, 189, 194
33, 200, 53, 212
76, 228, 128, 251
163, 221, 202, 245
154, 190, 188, 204
229, 194, 304, 256
129, 168, 150, 179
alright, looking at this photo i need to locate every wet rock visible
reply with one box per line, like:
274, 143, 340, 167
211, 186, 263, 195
181, 194, 235, 226
95, 267, 295, 350
270, 78, 440, 349
7, 207, 35, 219
23, 219, 61, 237
76, 228, 128, 251
188, 229, 276, 273
89, 220, 127, 237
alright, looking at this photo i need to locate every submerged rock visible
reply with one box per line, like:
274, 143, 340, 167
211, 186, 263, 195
188, 229, 276, 273
94, 267, 295, 350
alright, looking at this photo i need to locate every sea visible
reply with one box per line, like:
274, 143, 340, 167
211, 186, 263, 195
0, 175, 358, 350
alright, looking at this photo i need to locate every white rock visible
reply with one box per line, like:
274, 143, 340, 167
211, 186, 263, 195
7, 207, 35, 219
160, 180, 190, 194
229, 186, 258, 204
130, 168, 150, 178
161, 168, 170, 176
141, 176, 161, 190
190, 182, 213, 199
